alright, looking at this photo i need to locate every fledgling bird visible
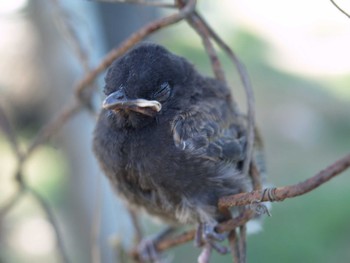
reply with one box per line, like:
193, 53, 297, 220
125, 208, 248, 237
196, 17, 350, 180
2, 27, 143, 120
93, 42, 264, 260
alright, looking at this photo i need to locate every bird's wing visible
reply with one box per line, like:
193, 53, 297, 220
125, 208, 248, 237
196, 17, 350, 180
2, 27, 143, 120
171, 99, 246, 162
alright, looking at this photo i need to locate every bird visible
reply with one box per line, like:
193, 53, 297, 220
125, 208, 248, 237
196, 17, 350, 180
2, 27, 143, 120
93, 42, 265, 260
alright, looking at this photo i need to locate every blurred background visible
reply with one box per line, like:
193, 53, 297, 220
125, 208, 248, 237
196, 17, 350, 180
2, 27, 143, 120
0, 0, 350, 262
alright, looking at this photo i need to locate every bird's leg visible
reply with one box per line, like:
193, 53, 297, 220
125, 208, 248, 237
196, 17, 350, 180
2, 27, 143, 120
137, 226, 176, 263
194, 222, 204, 247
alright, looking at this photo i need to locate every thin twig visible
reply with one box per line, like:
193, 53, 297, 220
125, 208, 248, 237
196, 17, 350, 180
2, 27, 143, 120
179, 2, 226, 83
93, 0, 176, 8
132, 210, 253, 256
49, 5, 102, 260
131, 210, 254, 257
135, 152, 350, 255
25, 99, 81, 158
126, 3, 256, 259
192, 12, 255, 180
51, 0, 97, 110
249, 127, 265, 191
216, 210, 254, 235
51, 0, 91, 72
187, 18, 226, 83
330, 0, 350, 19
154, 229, 195, 252
186, 9, 253, 262
238, 224, 247, 263
184, 13, 256, 262
219, 153, 350, 209
228, 230, 240, 263
250, 161, 262, 191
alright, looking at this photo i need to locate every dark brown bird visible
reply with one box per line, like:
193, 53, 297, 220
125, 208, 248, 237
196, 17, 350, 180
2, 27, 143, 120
93, 42, 264, 259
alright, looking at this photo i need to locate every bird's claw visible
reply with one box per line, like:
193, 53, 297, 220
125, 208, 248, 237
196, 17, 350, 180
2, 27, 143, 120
137, 227, 175, 263
203, 223, 227, 242
195, 223, 229, 256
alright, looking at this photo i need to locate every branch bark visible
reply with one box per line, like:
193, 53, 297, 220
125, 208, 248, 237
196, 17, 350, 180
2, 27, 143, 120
219, 153, 350, 209
330, 0, 350, 19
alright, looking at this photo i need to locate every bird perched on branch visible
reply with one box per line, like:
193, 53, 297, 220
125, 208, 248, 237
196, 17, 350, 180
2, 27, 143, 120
93, 42, 265, 261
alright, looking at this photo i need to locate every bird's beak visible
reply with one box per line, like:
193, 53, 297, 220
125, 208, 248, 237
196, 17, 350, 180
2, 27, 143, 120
102, 89, 162, 117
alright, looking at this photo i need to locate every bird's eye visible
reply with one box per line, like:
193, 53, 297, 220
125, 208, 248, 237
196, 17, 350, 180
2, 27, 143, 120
154, 82, 171, 102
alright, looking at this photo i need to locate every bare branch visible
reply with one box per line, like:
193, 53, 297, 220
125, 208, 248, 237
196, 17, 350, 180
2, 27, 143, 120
25, 99, 81, 158
219, 153, 350, 209
238, 224, 247, 263
51, 0, 91, 72
177, 1, 226, 83
330, 0, 350, 19
51, 0, 98, 110
191, 12, 255, 181
187, 17, 226, 83
129, 210, 255, 258
216, 210, 254, 234
156, 229, 194, 251
228, 230, 240, 263
249, 128, 265, 191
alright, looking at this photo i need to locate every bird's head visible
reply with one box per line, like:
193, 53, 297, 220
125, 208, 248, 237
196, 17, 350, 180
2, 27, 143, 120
102, 42, 196, 128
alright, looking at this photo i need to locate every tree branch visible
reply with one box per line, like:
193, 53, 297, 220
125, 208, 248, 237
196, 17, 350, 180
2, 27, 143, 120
192, 12, 255, 184
330, 0, 350, 19
181, 6, 226, 83
130, 153, 350, 257
219, 153, 350, 209
25, 99, 81, 158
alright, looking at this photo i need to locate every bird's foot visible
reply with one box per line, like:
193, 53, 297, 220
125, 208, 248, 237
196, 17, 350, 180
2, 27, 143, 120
138, 237, 172, 263
203, 223, 227, 242
195, 222, 228, 245
137, 237, 159, 262
195, 223, 229, 257
137, 227, 175, 263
